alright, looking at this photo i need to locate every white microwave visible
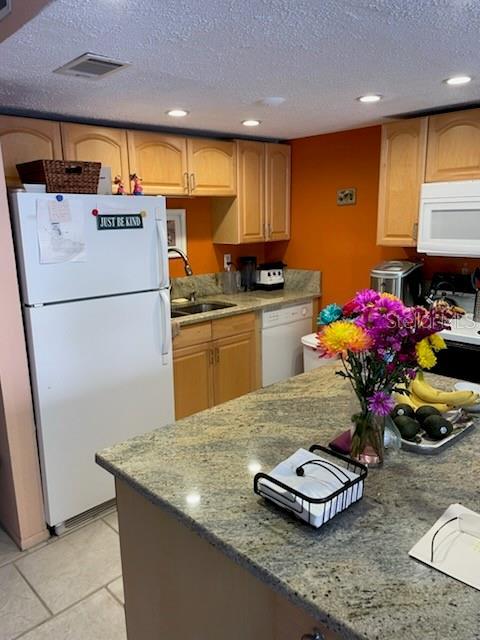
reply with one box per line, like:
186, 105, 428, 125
418, 180, 480, 257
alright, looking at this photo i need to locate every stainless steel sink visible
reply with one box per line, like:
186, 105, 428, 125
170, 302, 236, 318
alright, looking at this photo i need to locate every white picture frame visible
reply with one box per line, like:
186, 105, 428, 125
166, 209, 187, 256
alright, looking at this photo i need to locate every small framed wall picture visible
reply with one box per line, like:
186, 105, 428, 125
166, 209, 187, 256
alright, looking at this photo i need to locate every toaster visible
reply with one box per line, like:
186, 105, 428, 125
255, 262, 285, 290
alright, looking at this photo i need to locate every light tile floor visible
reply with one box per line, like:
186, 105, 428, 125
0, 511, 126, 640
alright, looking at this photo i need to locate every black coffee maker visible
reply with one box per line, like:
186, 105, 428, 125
238, 256, 257, 291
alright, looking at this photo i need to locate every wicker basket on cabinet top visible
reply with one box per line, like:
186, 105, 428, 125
16, 160, 101, 193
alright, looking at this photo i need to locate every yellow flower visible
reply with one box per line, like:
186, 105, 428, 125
380, 292, 401, 302
318, 320, 371, 356
428, 333, 446, 352
416, 338, 437, 369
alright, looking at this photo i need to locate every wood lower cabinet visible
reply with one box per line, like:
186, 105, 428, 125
0, 116, 63, 186
173, 313, 257, 419
117, 479, 343, 640
265, 142, 291, 241
61, 123, 130, 193
426, 109, 480, 182
274, 593, 342, 640
173, 343, 213, 419
127, 130, 189, 195
187, 137, 237, 196
377, 117, 427, 247
213, 332, 256, 405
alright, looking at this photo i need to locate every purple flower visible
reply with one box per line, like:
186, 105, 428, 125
354, 289, 381, 309
367, 391, 395, 416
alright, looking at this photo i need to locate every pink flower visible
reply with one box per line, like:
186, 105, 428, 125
367, 391, 395, 416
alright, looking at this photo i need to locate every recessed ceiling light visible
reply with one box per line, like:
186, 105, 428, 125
357, 94, 382, 103
242, 119, 261, 127
166, 109, 189, 117
445, 75, 472, 86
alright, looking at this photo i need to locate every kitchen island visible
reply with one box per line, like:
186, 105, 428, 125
96, 365, 480, 640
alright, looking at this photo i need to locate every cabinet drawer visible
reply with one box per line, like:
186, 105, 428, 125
212, 312, 256, 339
173, 321, 212, 350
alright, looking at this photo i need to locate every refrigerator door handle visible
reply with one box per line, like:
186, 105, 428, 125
156, 219, 170, 290
158, 289, 171, 365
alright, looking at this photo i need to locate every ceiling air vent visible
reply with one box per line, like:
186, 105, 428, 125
0, 0, 12, 22
54, 53, 130, 79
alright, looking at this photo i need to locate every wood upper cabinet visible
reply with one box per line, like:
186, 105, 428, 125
377, 118, 427, 247
426, 109, 480, 182
187, 138, 236, 196
211, 141, 290, 244
237, 140, 265, 242
212, 140, 265, 244
265, 142, 291, 241
0, 116, 63, 186
127, 130, 188, 195
61, 123, 129, 193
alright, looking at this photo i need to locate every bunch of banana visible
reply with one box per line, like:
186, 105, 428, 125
411, 373, 480, 408
394, 388, 451, 414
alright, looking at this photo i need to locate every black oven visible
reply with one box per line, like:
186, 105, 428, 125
431, 340, 480, 383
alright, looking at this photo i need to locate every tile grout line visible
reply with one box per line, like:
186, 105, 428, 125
101, 515, 119, 535
13, 563, 54, 618
105, 582, 126, 608
12, 584, 122, 640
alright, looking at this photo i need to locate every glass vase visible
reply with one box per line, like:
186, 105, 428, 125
350, 410, 385, 466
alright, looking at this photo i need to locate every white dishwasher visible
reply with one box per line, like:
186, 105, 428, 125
261, 301, 313, 386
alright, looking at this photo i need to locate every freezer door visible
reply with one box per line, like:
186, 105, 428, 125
10, 193, 168, 304
24, 291, 174, 527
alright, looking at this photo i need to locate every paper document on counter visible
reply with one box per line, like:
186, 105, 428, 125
37, 198, 86, 263
409, 503, 480, 591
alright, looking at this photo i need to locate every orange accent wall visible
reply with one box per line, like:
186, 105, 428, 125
168, 129, 478, 292
265, 126, 413, 305
166, 197, 264, 278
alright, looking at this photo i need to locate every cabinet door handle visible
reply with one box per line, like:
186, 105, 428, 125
267, 222, 272, 239
190, 173, 196, 192
183, 172, 189, 193
209, 349, 214, 365
263, 222, 266, 239
215, 347, 219, 364
412, 222, 418, 241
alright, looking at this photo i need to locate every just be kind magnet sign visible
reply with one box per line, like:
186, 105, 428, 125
94, 211, 145, 231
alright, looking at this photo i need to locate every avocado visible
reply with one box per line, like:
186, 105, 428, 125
423, 415, 453, 441
391, 403, 415, 419
415, 405, 442, 423
394, 415, 421, 441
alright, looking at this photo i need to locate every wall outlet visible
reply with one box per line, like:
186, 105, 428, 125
223, 253, 232, 269
337, 188, 356, 206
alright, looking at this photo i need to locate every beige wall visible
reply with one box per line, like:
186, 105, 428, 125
0, 147, 48, 548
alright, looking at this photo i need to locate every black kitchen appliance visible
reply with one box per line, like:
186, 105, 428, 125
427, 271, 480, 384
255, 261, 285, 290
238, 256, 257, 291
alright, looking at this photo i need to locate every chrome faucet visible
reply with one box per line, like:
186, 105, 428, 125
168, 246, 193, 276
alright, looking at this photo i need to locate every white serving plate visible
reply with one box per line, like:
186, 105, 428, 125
453, 381, 480, 413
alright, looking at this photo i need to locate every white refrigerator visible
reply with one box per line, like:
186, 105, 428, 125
10, 192, 174, 530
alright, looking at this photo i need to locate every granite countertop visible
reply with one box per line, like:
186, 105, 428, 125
96, 366, 480, 640
172, 289, 320, 326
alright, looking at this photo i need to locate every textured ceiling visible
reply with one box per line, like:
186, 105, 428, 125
0, 0, 480, 139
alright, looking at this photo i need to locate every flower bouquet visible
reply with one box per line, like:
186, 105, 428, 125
316, 289, 453, 464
